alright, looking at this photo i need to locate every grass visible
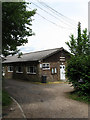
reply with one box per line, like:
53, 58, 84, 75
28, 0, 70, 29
31, 81, 68, 85
68, 91, 89, 104
2, 90, 12, 107
2, 77, 12, 107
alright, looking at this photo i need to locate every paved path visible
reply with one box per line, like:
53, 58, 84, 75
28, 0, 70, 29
3, 79, 88, 118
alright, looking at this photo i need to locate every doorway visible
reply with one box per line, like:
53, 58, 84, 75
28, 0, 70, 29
60, 65, 65, 80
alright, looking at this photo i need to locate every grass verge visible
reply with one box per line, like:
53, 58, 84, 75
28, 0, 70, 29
31, 81, 68, 85
68, 91, 89, 104
2, 90, 12, 107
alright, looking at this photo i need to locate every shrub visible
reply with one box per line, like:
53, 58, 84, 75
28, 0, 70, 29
66, 55, 90, 96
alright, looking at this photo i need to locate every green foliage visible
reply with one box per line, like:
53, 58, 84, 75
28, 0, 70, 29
2, 2, 36, 57
69, 91, 89, 104
66, 22, 90, 96
2, 90, 12, 106
66, 55, 90, 96
66, 22, 90, 56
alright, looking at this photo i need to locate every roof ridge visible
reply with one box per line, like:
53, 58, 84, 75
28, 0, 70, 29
3, 47, 70, 63
5, 47, 64, 59
22, 47, 63, 55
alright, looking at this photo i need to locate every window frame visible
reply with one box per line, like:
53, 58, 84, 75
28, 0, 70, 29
42, 63, 50, 70
26, 66, 36, 74
51, 67, 57, 74
54, 68, 57, 74
51, 68, 54, 74
2, 67, 5, 76
8, 66, 13, 72
16, 66, 23, 73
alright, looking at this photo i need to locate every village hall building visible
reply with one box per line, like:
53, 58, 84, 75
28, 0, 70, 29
3, 47, 70, 82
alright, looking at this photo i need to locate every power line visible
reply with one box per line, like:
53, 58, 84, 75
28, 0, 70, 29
27, 6, 76, 30
31, 2, 76, 29
36, 12, 75, 30
36, 12, 66, 29
27, 6, 65, 29
37, 0, 77, 26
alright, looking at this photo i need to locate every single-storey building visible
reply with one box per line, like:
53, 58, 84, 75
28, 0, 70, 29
2, 47, 70, 82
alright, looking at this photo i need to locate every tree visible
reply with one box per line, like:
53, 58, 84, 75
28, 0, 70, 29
66, 55, 90, 96
65, 22, 90, 96
2, 2, 36, 57
66, 22, 90, 56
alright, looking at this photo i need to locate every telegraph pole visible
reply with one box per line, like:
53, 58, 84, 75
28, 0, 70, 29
88, 2, 90, 119
88, 1, 90, 40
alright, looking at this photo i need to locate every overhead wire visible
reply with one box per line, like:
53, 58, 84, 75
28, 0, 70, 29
31, 1, 76, 29
37, 0, 77, 26
27, 6, 66, 29
26, 0, 76, 30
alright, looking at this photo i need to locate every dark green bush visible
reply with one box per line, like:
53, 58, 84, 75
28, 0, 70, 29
66, 55, 90, 96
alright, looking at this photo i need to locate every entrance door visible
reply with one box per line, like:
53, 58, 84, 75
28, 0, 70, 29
60, 65, 65, 80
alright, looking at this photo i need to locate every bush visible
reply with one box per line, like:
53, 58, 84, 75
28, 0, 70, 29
69, 90, 89, 104
66, 55, 90, 96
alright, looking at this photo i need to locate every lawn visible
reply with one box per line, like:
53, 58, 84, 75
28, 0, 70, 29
2, 90, 12, 107
68, 91, 89, 104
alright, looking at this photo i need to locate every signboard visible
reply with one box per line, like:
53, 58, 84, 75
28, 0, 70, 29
60, 57, 65, 61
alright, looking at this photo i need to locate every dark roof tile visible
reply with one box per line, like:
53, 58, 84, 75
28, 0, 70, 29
3, 47, 69, 63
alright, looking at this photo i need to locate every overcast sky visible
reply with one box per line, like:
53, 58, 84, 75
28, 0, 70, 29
18, 0, 89, 53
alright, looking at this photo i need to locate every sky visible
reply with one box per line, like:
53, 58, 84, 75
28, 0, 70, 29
18, 0, 89, 53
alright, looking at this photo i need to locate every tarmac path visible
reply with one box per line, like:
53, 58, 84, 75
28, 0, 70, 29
3, 79, 88, 118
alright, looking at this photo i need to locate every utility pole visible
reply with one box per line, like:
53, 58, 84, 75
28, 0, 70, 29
88, 4, 90, 119
88, 1, 90, 40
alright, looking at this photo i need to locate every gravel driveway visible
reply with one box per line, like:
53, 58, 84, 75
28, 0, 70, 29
3, 79, 88, 118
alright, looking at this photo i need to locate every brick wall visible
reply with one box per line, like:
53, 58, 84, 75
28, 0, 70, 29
4, 66, 13, 79
3, 49, 70, 82
38, 49, 70, 82
38, 61, 67, 82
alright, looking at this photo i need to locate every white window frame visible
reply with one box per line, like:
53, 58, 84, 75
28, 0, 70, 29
16, 66, 23, 73
51, 68, 57, 74
26, 66, 36, 74
8, 66, 13, 72
51, 68, 54, 74
42, 63, 50, 70
2, 67, 5, 76
54, 68, 57, 73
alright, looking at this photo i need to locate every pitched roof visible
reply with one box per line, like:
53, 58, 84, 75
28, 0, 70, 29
3, 47, 69, 63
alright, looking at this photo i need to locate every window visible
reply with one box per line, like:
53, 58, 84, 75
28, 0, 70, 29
27, 66, 36, 74
51, 68, 54, 74
40, 64, 42, 68
51, 68, 57, 74
16, 66, 23, 73
55, 68, 57, 73
2, 67, 5, 76
42, 63, 50, 70
8, 66, 13, 72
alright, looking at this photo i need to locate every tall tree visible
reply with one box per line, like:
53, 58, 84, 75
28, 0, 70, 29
66, 22, 90, 56
2, 2, 36, 57
65, 22, 90, 96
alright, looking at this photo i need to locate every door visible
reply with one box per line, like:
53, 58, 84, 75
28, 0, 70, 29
60, 65, 65, 80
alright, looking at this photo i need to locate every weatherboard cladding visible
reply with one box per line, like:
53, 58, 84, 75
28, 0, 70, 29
3, 47, 67, 63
